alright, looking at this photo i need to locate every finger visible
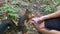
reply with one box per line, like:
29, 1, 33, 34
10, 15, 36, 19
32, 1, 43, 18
32, 17, 40, 22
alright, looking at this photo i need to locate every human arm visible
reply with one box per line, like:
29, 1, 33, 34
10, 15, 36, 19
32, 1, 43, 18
32, 10, 60, 23
40, 10, 60, 21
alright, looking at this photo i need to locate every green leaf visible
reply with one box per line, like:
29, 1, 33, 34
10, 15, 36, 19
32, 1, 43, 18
44, 4, 57, 14
27, 27, 30, 31
5, 4, 12, 9
57, 0, 60, 4
8, 13, 19, 17
50, 4, 57, 12
0, 8, 3, 11
20, 2, 30, 7
13, 7, 20, 11
7, 8, 16, 13
44, 5, 52, 14
11, 1, 18, 4
27, 27, 30, 33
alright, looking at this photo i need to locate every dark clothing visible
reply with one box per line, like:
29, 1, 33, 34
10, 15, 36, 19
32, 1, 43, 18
0, 19, 16, 34
45, 17, 60, 31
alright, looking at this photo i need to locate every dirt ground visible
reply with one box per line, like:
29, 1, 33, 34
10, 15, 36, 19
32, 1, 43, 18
0, 0, 56, 34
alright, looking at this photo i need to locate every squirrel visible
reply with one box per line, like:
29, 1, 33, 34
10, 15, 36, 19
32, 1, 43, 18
18, 9, 35, 34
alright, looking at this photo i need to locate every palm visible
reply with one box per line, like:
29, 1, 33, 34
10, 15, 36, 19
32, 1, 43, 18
32, 17, 43, 24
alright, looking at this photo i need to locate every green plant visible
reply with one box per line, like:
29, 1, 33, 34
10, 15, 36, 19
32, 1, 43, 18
44, 4, 57, 14
11, 1, 19, 5
20, 2, 30, 7
27, 26, 31, 33
0, 4, 20, 21
43, 0, 60, 14
56, 0, 60, 4
0, 0, 31, 21
11, 1, 30, 7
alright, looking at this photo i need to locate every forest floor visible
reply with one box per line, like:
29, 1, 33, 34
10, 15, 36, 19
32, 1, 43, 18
0, 0, 56, 34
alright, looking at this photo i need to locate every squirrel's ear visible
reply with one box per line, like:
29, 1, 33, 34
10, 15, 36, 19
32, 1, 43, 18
25, 9, 31, 14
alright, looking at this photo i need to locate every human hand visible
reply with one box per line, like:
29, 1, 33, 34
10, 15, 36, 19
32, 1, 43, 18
32, 17, 44, 24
